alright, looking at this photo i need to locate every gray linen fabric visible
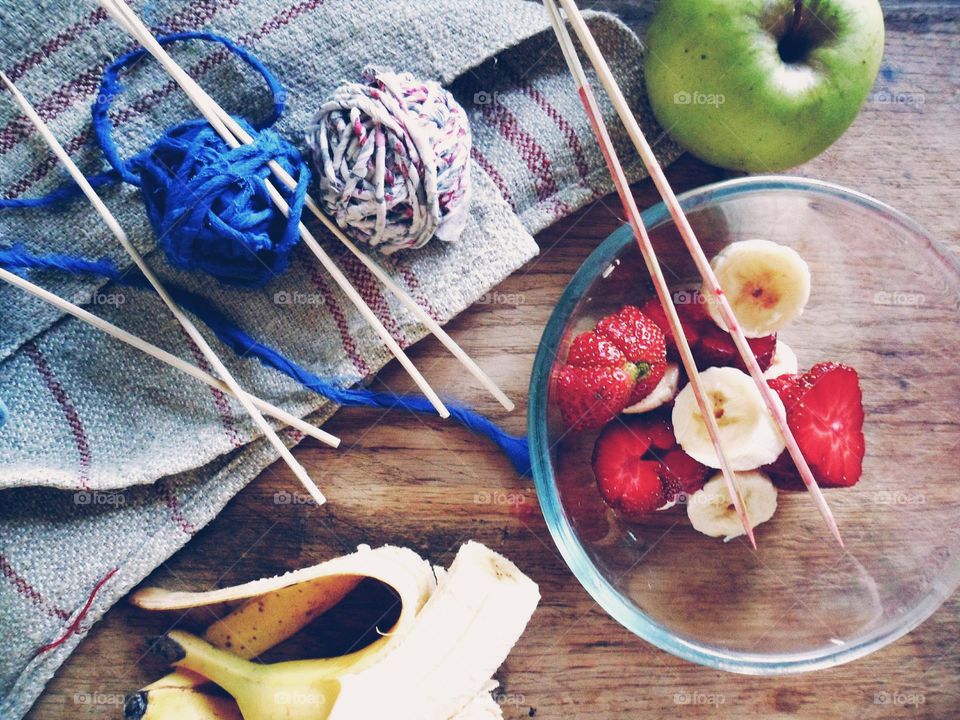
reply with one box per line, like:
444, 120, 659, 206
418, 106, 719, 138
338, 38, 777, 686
0, 1, 678, 716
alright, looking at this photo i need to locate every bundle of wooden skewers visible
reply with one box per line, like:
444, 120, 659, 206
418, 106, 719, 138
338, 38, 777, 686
0, 0, 516, 508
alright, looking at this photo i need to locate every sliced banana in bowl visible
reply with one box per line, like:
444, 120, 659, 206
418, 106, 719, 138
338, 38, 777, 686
763, 340, 798, 379
687, 471, 778, 541
704, 239, 811, 338
672, 366, 786, 470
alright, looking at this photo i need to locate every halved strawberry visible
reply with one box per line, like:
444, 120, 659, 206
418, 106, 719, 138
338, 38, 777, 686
764, 363, 865, 489
658, 446, 709, 502
592, 418, 664, 516
646, 410, 677, 450
768, 372, 804, 410
595, 305, 667, 404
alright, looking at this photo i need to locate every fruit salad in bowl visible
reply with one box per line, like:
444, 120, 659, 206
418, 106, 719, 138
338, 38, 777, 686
556, 236, 865, 542
528, 176, 960, 673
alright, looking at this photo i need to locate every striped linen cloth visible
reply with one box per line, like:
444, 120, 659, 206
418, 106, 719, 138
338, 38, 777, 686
0, 0, 679, 715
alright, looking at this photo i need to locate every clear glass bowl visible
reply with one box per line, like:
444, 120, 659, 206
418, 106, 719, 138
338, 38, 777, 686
528, 176, 960, 674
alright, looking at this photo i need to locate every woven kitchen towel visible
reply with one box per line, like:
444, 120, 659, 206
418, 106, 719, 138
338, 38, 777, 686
0, 0, 680, 715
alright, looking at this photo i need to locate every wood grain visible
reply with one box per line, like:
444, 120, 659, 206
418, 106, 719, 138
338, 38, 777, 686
24, 2, 960, 719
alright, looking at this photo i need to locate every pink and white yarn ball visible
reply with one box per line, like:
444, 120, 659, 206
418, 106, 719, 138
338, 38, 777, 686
307, 67, 472, 254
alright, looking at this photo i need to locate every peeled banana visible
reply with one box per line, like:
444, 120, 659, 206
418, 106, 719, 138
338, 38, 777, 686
705, 239, 811, 338
687, 470, 778, 540
126, 545, 434, 719
129, 543, 536, 720
672, 366, 786, 471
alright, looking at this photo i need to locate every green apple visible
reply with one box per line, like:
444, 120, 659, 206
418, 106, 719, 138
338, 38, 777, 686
644, 0, 884, 172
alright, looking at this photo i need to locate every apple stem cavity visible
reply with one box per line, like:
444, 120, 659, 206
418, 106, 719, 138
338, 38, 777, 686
778, 1, 811, 64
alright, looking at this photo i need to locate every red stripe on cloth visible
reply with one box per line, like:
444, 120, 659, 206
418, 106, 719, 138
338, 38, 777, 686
481, 101, 559, 202
23, 341, 92, 491
395, 263, 441, 323
156, 478, 197, 536
5, 8, 107, 83
470, 146, 515, 211
178, 330, 245, 450
305, 265, 370, 377
338, 253, 407, 347
0, 554, 71, 621
517, 82, 591, 182
4, 0, 327, 197
0, 0, 249, 157
35, 567, 118, 656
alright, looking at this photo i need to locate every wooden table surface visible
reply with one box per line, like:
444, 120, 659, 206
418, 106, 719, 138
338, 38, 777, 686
26, 2, 959, 718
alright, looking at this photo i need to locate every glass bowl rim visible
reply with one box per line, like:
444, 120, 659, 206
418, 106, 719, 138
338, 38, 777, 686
527, 174, 959, 675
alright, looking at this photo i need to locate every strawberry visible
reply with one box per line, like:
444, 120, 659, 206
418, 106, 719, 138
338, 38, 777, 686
764, 362, 865, 489
696, 324, 777, 373
592, 412, 708, 515
640, 292, 775, 372
658, 446, 709, 502
555, 363, 636, 431
640, 294, 703, 354
645, 409, 677, 450
595, 305, 667, 403
767, 372, 804, 410
566, 331, 626, 368
592, 418, 664, 516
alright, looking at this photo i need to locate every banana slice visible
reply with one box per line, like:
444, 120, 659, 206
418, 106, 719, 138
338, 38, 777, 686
704, 239, 811, 338
763, 340, 798, 379
622, 362, 680, 414
687, 470, 778, 540
672, 366, 785, 470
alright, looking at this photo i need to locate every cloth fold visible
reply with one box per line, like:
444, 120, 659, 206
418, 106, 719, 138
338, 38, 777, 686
0, 0, 678, 716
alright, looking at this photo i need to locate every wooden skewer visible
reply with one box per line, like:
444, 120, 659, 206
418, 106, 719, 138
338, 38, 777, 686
0, 267, 340, 448
0, 72, 328, 506
542, 0, 755, 547
553, 0, 843, 546
99, 0, 458, 418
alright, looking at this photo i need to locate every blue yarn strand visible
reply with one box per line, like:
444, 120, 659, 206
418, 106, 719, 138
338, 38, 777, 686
0, 246, 531, 476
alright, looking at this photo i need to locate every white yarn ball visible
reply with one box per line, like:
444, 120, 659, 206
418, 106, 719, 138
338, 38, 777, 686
307, 67, 472, 254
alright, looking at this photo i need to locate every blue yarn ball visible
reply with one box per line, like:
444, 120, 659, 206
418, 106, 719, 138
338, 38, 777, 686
133, 117, 310, 288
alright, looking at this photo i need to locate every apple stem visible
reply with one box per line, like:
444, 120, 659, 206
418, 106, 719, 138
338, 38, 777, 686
791, 0, 804, 37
